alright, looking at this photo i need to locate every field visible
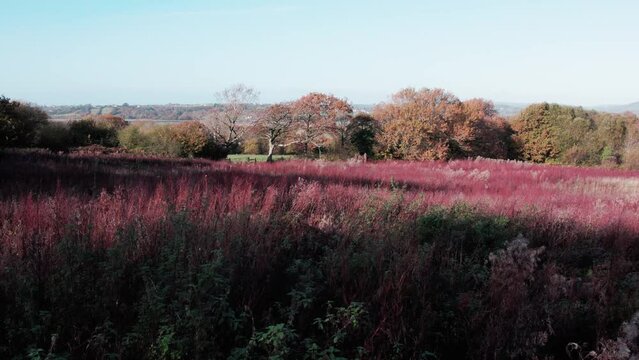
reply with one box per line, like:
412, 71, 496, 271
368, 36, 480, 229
226, 154, 297, 162
2, 150, 639, 359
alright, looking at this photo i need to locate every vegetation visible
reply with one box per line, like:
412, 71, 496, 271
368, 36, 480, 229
347, 113, 380, 157
118, 121, 227, 159
0, 96, 48, 148
512, 103, 639, 166
2, 151, 639, 359
4, 90, 639, 167
373, 88, 515, 160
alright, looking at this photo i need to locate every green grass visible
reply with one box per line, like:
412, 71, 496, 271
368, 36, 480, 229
226, 154, 297, 163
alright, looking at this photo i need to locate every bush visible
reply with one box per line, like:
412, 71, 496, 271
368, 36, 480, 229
69, 118, 120, 147
37, 122, 72, 152
118, 123, 180, 156
242, 136, 266, 155
94, 114, 127, 130
0, 96, 49, 148
170, 121, 210, 157
118, 121, 227, 159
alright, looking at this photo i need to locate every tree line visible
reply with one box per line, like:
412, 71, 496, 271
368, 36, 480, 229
2, 87, 639, 167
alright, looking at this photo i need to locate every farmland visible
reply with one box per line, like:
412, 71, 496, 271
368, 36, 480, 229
2, 150, 639, 359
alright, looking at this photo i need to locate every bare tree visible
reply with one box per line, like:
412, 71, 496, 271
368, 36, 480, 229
256, 103, 295, 162
206, 84, 259, 153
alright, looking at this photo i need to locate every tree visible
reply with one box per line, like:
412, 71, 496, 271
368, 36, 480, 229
0, 96, 49, 148
374, 88, 465, 160
206, 84, 259, 153
347, 113, 379, 156
256, 103, 295, 162
171, 121, 212, 157
460, 99, 514, 159
511, 103, 637, 165
291, 92, 352, 156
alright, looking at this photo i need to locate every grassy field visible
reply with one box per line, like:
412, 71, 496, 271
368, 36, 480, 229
2, 151, 639, 359
226, 154, 297, 162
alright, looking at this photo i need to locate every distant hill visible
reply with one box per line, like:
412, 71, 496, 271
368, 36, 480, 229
493, 102, 529, 117
593, 102, 639, 114
43, 104, 265, 122
42, 101, 639, 122
492, 101, 639, 117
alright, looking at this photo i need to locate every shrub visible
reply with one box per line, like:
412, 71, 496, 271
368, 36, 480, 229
69, 118, 120, 147
118, 121, 227, 159
170, 121, 210, 157
94, 114, 127, 130
242, 136, 266, 155
0, 96, 49, 148
37, 122, 72, 152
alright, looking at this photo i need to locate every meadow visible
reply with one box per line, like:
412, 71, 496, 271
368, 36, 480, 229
226, 154, 297, 163
2, 150, 639, 359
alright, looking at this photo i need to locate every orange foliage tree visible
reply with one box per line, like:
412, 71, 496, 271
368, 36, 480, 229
460, 99, 514, 159
375, 88, 514, 160
292, 93, 352, 155
374, 88, 465, 160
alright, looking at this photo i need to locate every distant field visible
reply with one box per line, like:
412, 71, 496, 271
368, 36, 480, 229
226, 154, 296, 162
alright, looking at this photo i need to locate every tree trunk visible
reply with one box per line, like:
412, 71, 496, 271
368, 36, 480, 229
267, 139, 275, 163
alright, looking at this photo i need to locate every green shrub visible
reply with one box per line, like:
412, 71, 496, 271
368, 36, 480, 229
37, 122, 72, 152
0, 96, 49, 148
69, 118, 120, 147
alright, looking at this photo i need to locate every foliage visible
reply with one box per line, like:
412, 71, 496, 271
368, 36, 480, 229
512, 103, 639, 165
292, 93, 352, 156
68, 118, 120, 147
37, 122, 73, 152
374, 88, 514, 160
256, 103, 295, 161
347, 113, 380, 156
118, 121, 227, 159
0, 96, 49, 148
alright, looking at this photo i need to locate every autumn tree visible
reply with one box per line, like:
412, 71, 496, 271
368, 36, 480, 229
206, 84, 258, 153
460, 99, 515, 159
292, 92, 352, 156
256, 103, 295, 162
622, 119, 639, 168
374, 88, 466, 160
347, 113, 380, 156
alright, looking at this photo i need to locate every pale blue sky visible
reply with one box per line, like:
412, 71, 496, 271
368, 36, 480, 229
1, 0, 637, 106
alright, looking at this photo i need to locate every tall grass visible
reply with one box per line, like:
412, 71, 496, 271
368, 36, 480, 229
1, 150, 639, 359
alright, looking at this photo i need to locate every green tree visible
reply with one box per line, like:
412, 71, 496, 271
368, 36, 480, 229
0, 96, 49, 148
347, 113, 379, 156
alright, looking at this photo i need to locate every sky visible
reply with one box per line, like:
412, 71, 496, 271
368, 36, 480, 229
1, 0, 638, 106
